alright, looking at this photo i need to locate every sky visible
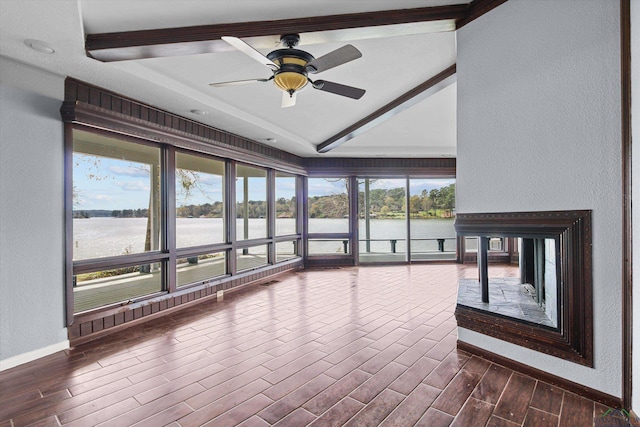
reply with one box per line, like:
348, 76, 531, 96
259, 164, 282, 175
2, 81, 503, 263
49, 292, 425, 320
73, 153, 454, 210
74, 154, 153, 210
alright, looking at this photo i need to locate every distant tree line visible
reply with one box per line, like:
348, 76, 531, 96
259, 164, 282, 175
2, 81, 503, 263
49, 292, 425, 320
358, 183, 455, 219
73, 209, 149, 218
178, 202, 224, 218
409, 184, 456, 218
73, 184, 454, 220
112, 209, 149, 218
309, 183, 455, 219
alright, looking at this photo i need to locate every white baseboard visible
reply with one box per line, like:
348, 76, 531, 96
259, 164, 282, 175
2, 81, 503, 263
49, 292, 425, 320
0, 340, 70, 372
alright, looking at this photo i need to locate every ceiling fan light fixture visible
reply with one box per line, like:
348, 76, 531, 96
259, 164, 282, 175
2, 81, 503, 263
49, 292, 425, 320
273, 72, 308, 95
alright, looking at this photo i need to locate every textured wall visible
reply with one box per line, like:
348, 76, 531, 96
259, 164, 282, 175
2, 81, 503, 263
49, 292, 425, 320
0, 58, 67, 365
457, 0, 622, 397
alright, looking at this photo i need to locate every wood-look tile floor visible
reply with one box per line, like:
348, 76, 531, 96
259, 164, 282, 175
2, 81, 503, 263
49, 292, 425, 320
0, 264, 613, 427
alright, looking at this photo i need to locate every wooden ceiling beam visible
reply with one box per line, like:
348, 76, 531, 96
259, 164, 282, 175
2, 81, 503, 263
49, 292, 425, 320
316, 64, 456, 153
85, 5, 467, 61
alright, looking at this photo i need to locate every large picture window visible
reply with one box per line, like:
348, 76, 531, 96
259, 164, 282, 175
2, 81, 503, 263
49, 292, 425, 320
307, 177, 349, 234
408, 178, 456, 261
353, 177, 456, 263
275, 172, 297, 236
176, 152, 225, 247
236, 165, 267, 241
70, 129, 301, 315
73, 130, 161, 260
358, 178, 407, 262
72, 130, 163, 312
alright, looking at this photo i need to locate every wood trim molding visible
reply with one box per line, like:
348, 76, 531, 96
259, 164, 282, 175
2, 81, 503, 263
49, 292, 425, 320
63, 123, 75, 326
457, 341, 622, 409
304, 157, 456, 177
85, 5, 467, 61
61, 78, 306, 174
620, 0, 632, 409
456, 0, 509, 29
316, 65, 456, 153
455, 210, 593, 367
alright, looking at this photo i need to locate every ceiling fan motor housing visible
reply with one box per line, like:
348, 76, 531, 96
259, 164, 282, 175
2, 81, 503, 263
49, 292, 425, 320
267, 48, 315, 95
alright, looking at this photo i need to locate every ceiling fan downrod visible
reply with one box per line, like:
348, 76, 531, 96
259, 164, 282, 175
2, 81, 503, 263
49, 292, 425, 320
280, 34, 300, 48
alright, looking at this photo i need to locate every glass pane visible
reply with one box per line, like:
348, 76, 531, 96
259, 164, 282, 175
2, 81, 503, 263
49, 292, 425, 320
308, 239, 350, 255
358, 178, 406, 263
177, 252, 226, 287
308, 178, 349, 233
276, 240, 298, 262
176, 152, 225, 247
489, 237, 504, 251
237, 246, 268, 271
74, 262, 162, 313
408, 179, 456, 261
465, 237, 478, 252
236, 165, 267, 240
276, 172, 297, 236
73, 130, 161, 260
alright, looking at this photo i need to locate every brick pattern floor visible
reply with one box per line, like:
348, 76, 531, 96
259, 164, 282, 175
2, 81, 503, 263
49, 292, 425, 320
0, 264, 615, 426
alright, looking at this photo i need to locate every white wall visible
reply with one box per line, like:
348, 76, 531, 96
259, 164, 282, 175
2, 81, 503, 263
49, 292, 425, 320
0, 58, 68, 369
631, 0, 640, 414
457, 0, 622, 397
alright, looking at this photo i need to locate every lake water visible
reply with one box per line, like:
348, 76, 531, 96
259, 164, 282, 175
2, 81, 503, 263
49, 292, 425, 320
73, 217, 456, 260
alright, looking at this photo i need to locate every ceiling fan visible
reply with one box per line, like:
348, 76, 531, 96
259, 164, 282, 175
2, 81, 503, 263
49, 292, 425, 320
210, 34, 366, 108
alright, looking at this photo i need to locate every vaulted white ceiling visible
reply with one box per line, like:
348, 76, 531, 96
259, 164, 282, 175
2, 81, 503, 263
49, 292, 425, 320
0, 0, 464, 158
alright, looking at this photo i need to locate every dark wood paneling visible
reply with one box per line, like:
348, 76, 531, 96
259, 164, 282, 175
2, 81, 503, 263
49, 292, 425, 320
457, 341, 622, 409
317, 65, 456, 153
61, 78, 305, 174
305, 258, 355, 268
455, 210, 593, 367
86, 5, 467, 61
304, 157, 455, 177
620, 0, 632, 410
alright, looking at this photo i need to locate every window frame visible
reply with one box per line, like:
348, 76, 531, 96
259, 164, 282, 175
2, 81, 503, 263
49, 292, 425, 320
65, 125, 303, 320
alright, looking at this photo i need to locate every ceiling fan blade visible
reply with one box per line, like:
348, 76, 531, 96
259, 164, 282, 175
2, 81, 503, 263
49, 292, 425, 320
281, 91, 297, 108
221, 36, 279, 71
312, 80, 365, 100
209, 78, 270, 87
305, 45, 362, 74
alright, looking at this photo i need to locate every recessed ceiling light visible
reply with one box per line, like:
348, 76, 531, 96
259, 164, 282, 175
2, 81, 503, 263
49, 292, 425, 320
24, 39, 55, 54
190, 109, 208, 115
266, 138, 277, 143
